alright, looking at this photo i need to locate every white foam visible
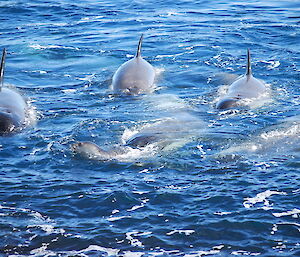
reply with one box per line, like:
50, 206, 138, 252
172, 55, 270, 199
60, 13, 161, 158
184, 245, 224, 257
79, 245, 119, 256
26, 22, 68, 27
29, 44, 79, 51
260, 124, 299, 140
158, 10, 183, 17
243, 190, 287, 209
122, 127, 141, 143
107, 215, 131, 222
9, 242, 227, 257
271, 224, 278, 235
272, 208, 300, 218
132, 190, 149, 194
127, 204, 145, 212
25, 102, 38, 128
77, 16, 104, 24
154, 66, 165, 77
261, 60, 280, 69
231, 250, 261, 256
156, 52, 185, 58
114, 144, 158, 163
62, 89, 77, 94
123, 252, 145, 257
0, 204, 74, 248
112, 209, 120, 214
27, 224, 65, 234
12, 244, 122, 257
166, 230, 195, 236
126, 231, 152, 248
76, 73, 95, 81
214, 211, 232, 216
28, 70, 47, 74
29, 243, 49, 255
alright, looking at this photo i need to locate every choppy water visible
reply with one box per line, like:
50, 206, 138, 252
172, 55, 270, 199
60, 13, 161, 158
1, 0, 300, 256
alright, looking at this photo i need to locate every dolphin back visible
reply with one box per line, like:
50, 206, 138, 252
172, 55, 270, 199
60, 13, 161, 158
0, 88, 27, 134
216, 49, 267, 109
111, 35, 155, 95
111, 58, 155, 95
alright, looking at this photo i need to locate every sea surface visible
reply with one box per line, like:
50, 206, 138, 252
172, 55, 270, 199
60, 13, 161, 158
0, 0, 300, 256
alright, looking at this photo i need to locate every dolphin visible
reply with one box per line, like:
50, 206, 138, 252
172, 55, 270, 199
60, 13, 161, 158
71, 125, 169, 161
216, 49, 266, 109
70, 133, 162, 161
70, 141, 119, 160
111, 34, 156, 95
0, 49, 28, 134
218, 115, 300, 158
71, 113, 204, 161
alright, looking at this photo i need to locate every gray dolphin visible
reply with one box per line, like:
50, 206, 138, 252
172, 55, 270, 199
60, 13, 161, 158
71, 113, 204, 161
216, 49, 266, 109
111, 34, 155, 95
71, 134, 159, 161
71, 124, 170, 161
70, 141, 118, 160
0, 49, 28, 134
218, 115, 300, 158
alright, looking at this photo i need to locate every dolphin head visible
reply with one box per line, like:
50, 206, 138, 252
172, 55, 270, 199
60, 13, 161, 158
70, 141, 109, 159
0, 111, 15, 134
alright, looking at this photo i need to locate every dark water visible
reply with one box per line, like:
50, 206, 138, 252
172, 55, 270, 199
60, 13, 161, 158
1, 0, 300, 256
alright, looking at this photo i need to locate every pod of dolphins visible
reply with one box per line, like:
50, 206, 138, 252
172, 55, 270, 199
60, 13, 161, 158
0, 35, 289, 161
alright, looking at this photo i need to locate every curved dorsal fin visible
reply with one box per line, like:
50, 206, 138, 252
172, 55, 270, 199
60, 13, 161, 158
0, 48, 6, 90
135, 34, 144, 58
246, 48, 252, 76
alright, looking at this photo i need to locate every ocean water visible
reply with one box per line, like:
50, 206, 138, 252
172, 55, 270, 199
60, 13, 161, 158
0, 0, 300, 256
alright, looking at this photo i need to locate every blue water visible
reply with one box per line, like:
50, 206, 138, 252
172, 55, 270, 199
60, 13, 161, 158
1, 0, 300, 256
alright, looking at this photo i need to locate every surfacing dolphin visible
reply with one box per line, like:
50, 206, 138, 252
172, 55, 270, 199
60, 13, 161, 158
218, 115, 300, 159
216, 49, 266, 109
71, 133, 160, 161
0, 49, 29, 134
111, 34, 156, 95
70, 141, 119, 161
71, 113, 204, 161
70, 121, 173, 161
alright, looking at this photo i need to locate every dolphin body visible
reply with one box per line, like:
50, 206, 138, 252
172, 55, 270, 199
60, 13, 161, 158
71, 134, 162, 161
0, 49, 28, 134
216, 49, 266, 109
218, 115, 300, 158
111, 35, 155, 95
71, 113, 203, 161
71, 122, 172, 161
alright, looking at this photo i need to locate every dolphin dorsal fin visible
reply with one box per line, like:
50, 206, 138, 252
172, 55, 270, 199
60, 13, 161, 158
246, 48, 252, 76
0, 48, 6, 90
135, 34, 144, 58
